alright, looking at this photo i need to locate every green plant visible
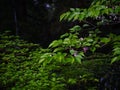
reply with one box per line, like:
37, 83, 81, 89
0, 32, 67, 90
57, 0, 120, 89
1, 0, 120, 89
110, 34, 120, 63
60, 0, 120, 22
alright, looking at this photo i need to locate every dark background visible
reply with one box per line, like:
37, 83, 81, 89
0, 0, 119, 47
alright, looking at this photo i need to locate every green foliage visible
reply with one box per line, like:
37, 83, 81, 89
0, 31, 112, 90
59, 0, 120, 88
60, 0, 120, 22
0, 32, 67, 90
47, 24, 113, 65
47, 25, 84, 64
39, 0, 120, 87
111, 35, 120, 63
1, 0, 120, 89
60, 0, 120, 64
60, 0, 120, 31
60, 5, 112, 22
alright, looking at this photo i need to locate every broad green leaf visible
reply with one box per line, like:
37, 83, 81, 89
40, 53, 52, 59
95, 9, 100, 16
70, 49, 76, 55
69, 25, 81, 32
39, 58, 45, 64
64, 12, 71, 20
70, 8, 75, 11
90, 47, 96, 53
67, 78, 76, 84
60, 11, 71, 21
75, 55, 82, 64
100, 38, 110, 43
63, 38, 71, 45
113, 48, 120, 55
115, 6, 120, 13
53, 47, 64, 52
111, 57, 118, 64
79, 52, 85, 57
76, 8, 81, 12
79, 12, 85, 20
68, 13, 76, 21
60, 33, 69, 39
82, 42, 91, 46
66, 55, 75, 64
73, 14, 79, 21
54, 52, 67, 62
49, 39, 63, 48
60, 13, 66, 21
86, 38, 94, 42
83, 24, 90, 28
95, 44, 100, 48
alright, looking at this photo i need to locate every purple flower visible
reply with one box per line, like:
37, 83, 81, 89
83, 47, 89, 53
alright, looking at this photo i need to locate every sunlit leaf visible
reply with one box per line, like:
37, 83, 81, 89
75, 55, 82, 64
63, 38, 71, 45
69, 25, 81, 32
60, 13, 66, 21
70, 49, 76, 55
60, 33, 69, 39
53, 47, 64, 52
66, 55, 75, 64
83, 24, 90, 28
68, 13, 76, 21
49, 40, 63, 48
100, 38, 110, 43
111, 57, 118, 64
70, 8, 75, 11
67, 78, 76, 84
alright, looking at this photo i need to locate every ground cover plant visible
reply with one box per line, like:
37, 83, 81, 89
0, 29, 120, 90
0, 31, 112, 90
0, 0, 120, 90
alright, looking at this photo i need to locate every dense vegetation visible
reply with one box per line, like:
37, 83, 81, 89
0, 0, 120, 90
